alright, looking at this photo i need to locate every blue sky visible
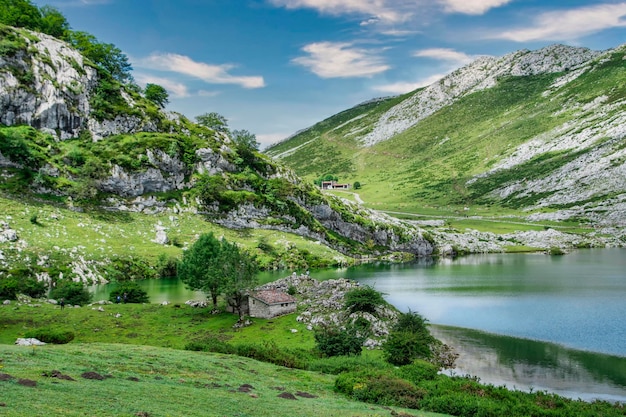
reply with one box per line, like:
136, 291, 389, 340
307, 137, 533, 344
33, 0, 626, 148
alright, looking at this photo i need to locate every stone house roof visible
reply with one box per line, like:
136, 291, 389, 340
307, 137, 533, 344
250, 290, 296, 306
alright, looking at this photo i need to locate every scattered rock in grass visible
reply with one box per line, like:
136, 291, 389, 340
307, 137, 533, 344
0, 402, 6, 406
15, 338, 45, 346
42, 370, 75, 381
272, 386, 285, 391
238, 384, 254, 392
277, 392, 297, 400
81, 371, 105, 380
135, 412, 151, 417
249, 393, 258, 398
0, 373, 14, 381
295, 391, 317, 398
127, 377, 140, 382
17, 378, 37, 387
154, 376, 163, 380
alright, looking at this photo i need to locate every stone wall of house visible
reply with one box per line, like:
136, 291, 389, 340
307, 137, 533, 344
249, 299, 295, 318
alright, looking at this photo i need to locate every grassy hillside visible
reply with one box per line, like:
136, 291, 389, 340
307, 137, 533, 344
267, 46, 626, 228
0, 343, 438, 417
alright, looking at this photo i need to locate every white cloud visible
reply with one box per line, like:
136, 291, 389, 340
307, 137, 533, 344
134, 53, 265, 89
497, 3, 626, 42
439, 0, 512, 15
269, 0, 409, 24
373, 73, 446, 94
135, 74, 190, 98
292, 42, 390, 78
413, 48, 475, 65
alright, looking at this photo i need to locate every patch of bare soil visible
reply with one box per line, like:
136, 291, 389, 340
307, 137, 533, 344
17, 378, 37, 387
295, 391, 318, 398
81, 371, 105, 380
42, 370, 75, 381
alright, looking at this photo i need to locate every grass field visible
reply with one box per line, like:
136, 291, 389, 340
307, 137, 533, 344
0, 343, 441, 417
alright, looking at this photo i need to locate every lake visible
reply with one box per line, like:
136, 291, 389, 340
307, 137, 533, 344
90, 248, 626, 402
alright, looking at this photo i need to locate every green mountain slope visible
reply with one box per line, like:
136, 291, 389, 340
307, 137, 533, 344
267, 45, 626, 233
0, 24, 434, 285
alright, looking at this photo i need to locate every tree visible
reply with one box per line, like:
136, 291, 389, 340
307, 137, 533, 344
196, 112, 228, 133
177, 233, 224, 309
0, 0, 42, 30
39, 5, 69, 39
221, 240, 258, 320
344, 286, 386, 315
231, 129, 259, 151
144, 83, 169, 108
353, 181, 361, 190
383, 310, 435, 366
50, 282, 92, 306
66, 31, 133, 83
109, 281, 149, 304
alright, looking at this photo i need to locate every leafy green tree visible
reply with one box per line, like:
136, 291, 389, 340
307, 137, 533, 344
144, 83, 169, 108
221, 240, 258, 319
109, 281, 149, 304
196, 112, 228, 133
344, 286, 386, 315
231, 129, 259, 151
177, 233, 224, 309
353, 181, 361, 190
66, 31, 133, 83
39, 5, 69, 39
50, 282, 92, 306
0, 0, 42, 30
383, 311, 434, 366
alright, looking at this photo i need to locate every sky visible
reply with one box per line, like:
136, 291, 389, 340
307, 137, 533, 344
32, 0, 626, 148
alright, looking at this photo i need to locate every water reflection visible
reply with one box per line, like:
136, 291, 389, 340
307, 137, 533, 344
432, 325, 626, 403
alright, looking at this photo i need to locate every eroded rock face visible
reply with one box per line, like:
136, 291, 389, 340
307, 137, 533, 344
0, 29, 158, 140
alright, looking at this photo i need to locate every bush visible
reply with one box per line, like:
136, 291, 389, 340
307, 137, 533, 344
394, 360, 439, 383
50, 282, 92, 306
314, 324, 364, 357
308, 355, 391, 375
0, 273, 47, 299
24, 328, 75, 344
343, 286, 386, 315
235, 341, 313, 369
335, 370, 424, 409
109, 281, 149, 304
383, 310, 435, 365
185, 337, 236, 355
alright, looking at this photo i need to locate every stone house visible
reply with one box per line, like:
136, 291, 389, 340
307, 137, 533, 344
248, 290, 297, 319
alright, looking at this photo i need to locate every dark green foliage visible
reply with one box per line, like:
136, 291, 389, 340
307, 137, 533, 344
307, 355, 391, 375
0, 273, 46, 299
105, 256, 157, 282
39, 5, 69, 39
89, 74, 133, 121
29, 213, 39, 224
185, 338, 312, 369
178, 232, 224, 308
335, 370, 424, 409
155, 253, 178, 278
343, 286, 386, 315
0, 128, 38, 167
50, 282, 92, 306
0, 0, 42, 30
353, 181, 361, 190
383, 311, 434, 366
24, 328, 75, 344
109, 281, 149, 304
220, 239, 258, 319
66, 31, 133, 83
394, 360, 439, 384
314, 324, 364, 357
196, 112, 228, 132
144, 83, 169, 108
231, 129, 259, 151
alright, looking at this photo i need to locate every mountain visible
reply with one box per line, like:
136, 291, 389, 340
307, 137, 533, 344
0, 24, 434, 285
266, 44, 626, 237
